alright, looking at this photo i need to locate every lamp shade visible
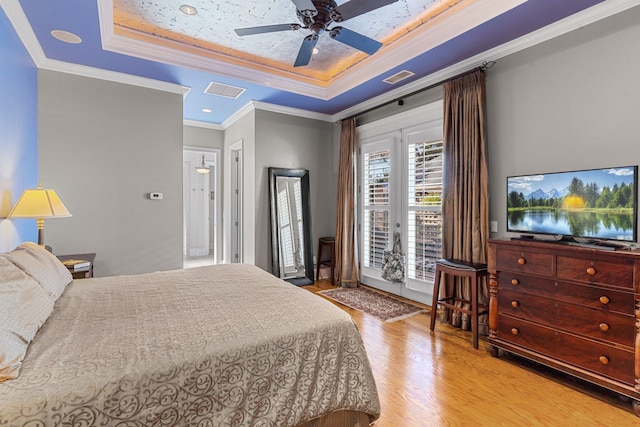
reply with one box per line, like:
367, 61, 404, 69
7, 185, 72, 219
7, 185, 72, 246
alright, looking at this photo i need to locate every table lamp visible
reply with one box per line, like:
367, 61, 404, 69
7, 184, 72, 246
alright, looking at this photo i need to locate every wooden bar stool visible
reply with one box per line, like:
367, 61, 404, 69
316, 237, 336, 285
429, 258, 489, 349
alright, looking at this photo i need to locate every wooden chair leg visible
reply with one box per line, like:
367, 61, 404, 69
316, 240, 322, 282
329, 242, 335, 285
429, 266, 441, 331
472, 276, 479, 349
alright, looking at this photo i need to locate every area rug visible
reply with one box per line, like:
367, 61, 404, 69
319, 286, 428, 323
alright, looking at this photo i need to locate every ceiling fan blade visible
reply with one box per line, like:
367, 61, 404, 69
333, 0, 399, 22
329, 27, 382, 55
235, 23, 301, 36
294, 34, 319, 67
291, 0, 317, 17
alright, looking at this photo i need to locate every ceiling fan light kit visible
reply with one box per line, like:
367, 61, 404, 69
234, 0, 398, 67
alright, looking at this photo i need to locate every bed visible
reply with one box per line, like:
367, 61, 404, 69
0, 242, 380, 426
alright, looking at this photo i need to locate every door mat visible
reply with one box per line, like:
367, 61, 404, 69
319, 286, 428, 323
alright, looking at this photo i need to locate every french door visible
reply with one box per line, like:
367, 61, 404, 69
359, 102, 443, 304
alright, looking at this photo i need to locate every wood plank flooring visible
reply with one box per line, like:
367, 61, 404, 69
303, 281, 639, 426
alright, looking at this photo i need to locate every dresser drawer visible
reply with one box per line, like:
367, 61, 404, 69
554, 331, 634, 386
498, 289, 555, 325
499, 290, 633, 347
497, 315, 634, 386
556, 255, 634, 289
555, 304, 634, 347
495, 248, 553, 276
497, 314, 557, 355
499, 272, 634, 315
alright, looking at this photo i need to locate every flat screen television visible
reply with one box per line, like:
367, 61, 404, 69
507, 165, 638, 243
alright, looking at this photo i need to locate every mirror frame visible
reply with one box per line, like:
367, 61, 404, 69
268, 167, 314, 286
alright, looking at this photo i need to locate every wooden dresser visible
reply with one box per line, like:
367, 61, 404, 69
487, 239, 640, 415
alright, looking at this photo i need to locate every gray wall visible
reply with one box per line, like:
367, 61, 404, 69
486, 7, 640, 241
255, 110, 337, 272
39, 70, 184, 276
184, 125, 224, 150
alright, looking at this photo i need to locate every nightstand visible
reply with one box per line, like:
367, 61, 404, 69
57, 253, 96, 279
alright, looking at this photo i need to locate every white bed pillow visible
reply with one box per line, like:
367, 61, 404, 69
6, 242, 73, 301
0, 256, 55, 382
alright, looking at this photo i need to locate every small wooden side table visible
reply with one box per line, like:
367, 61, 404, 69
57, 253, 96, 279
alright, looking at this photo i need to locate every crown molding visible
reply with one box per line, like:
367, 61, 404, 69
252, 101, 334, 122
333, 0, 640, 121
220, 102, 256, 129
220, 100, 335, 129
2, 0, 189, 95
0, 0, 46, 65
183, 120, 224, 131
38, 57, 190, 95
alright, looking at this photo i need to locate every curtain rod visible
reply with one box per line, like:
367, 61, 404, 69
343, 61, 495, 122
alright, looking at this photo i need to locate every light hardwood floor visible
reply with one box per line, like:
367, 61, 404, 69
303, 281, 639, 426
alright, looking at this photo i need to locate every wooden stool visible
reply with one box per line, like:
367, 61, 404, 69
316, 237, 335, 285
429, 258, 489, 349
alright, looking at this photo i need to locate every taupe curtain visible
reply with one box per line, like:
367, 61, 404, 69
335, 118, 359, 288
441, 70, 490, 334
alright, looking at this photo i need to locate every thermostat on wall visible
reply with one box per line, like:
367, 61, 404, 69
149, 192, 163, 200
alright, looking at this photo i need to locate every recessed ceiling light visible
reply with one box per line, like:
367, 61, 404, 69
50, 30, 82, 44
312, 48, 319, 55
179, 4, 198, 15
202, 108, 212, 113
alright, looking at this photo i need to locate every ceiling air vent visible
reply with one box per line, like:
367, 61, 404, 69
204, 81, 246, 99
383, 70, 415, 85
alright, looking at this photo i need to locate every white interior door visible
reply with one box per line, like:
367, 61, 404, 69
231, 145, 243, 263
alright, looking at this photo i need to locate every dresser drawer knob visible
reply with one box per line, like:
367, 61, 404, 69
517, 258, 526, 265
511, 328, 519, 335
586, 267, 597, 276
511, 279, 519, 286
599, 355, 609, 365
511, 301, 519, 308
599, 323, 610, 332
599, 296, 610, 305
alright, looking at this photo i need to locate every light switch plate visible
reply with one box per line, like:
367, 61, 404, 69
490, 221, 498, 233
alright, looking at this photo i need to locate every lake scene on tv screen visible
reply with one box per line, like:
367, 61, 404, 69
507, 166, 636, 241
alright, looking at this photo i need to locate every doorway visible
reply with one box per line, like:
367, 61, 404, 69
183, 148, 220, 267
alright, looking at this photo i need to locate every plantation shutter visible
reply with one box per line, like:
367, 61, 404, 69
363, 148, 391, 269
407, 140, 443, 283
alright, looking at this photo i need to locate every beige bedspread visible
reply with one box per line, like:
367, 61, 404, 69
0, 264, 380, 426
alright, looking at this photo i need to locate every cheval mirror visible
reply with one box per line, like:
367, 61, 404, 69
268, 167, 314, 286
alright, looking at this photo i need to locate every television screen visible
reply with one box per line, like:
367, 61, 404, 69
507, 166, 638, 242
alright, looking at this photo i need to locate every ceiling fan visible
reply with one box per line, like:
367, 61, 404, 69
234, 0, 399, 67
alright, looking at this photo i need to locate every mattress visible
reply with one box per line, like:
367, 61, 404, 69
0, 263, 380, 426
